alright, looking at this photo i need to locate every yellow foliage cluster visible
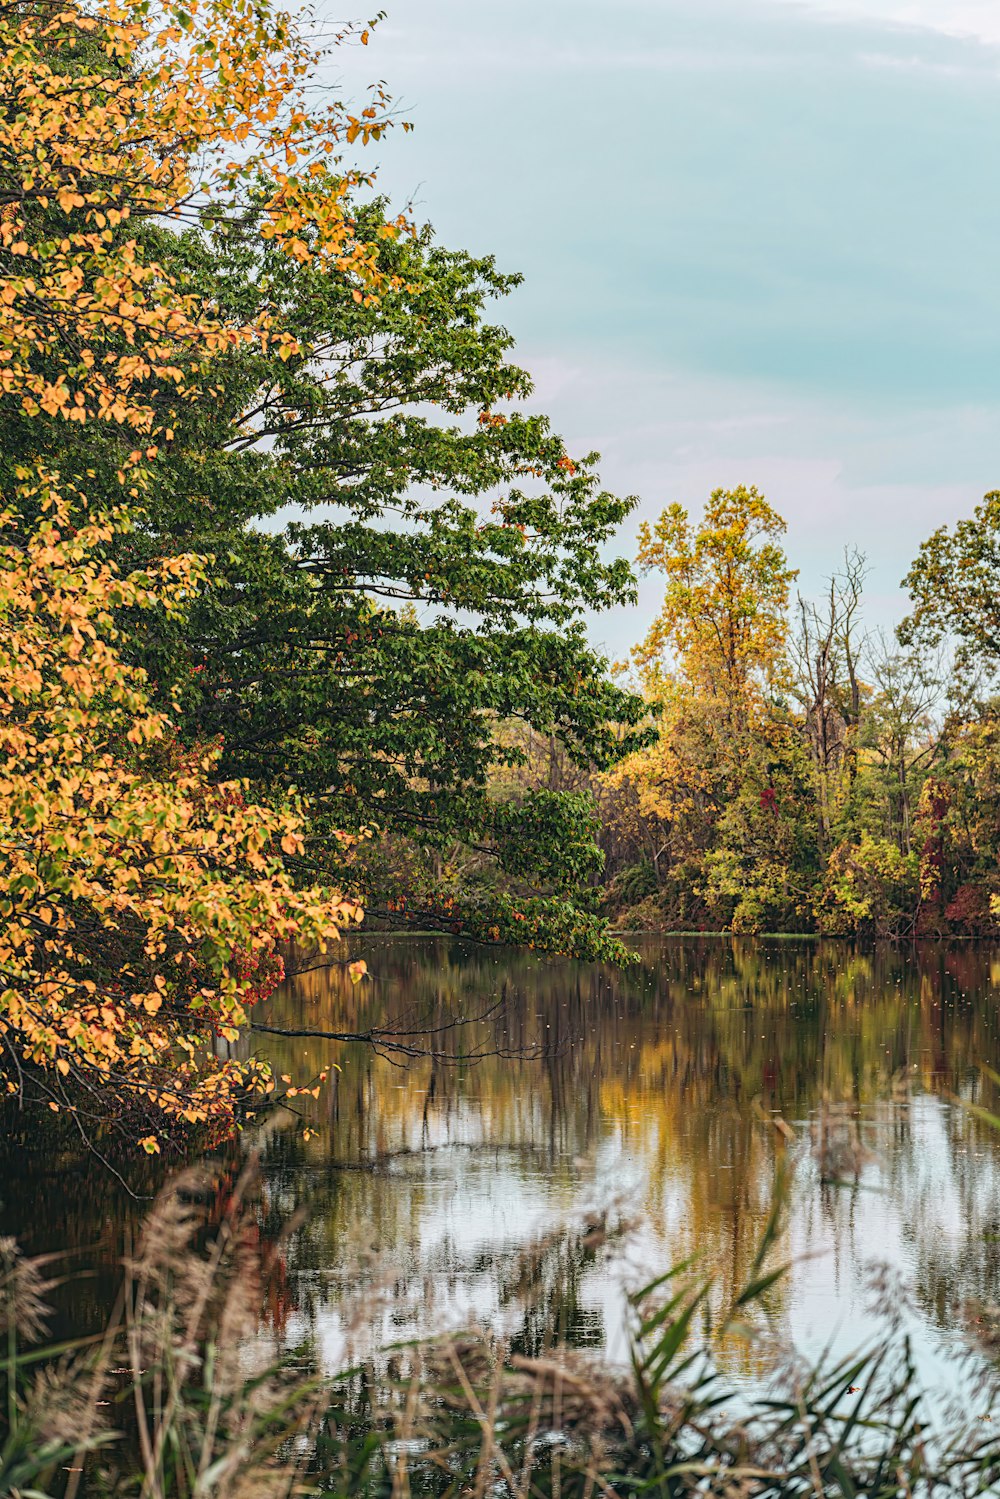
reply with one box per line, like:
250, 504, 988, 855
0, 0, 389, 1141
0, 473, 363, 1132
633, 485, 796, 709
610, 486, 796, 828
0, 0, 400, 435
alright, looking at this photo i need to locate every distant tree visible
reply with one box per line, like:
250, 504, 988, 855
859, 635, 944, 857
789, 549, 867, 850
606, 487, 811, 931
901, 490, 1000, 677
632, 485, 796, 713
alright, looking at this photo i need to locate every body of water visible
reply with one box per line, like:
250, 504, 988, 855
4, 937, 1000, 1411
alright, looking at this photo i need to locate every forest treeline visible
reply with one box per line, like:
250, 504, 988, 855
474, 484, 1000, 941
3, 0, 1000, 1140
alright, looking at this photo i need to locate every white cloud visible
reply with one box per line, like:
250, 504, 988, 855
775, 0, 1000, 47
857, 48, 991, 75
523, 349, 996, 656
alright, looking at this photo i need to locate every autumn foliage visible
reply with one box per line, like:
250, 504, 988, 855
597, 483, 1000, 938
0, 476, 363, 1139
0, 0, 390, 1141
0, 0, 397, 435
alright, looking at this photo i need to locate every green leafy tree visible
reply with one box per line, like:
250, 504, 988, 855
817, 833, 920, 938
3, 202, 649, 956
901, 490, 1000, 677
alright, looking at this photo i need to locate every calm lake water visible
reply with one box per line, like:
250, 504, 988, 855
4, 936, 1000, 1408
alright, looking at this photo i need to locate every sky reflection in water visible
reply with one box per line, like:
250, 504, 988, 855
253, 937, 1000, 1410
4, 937, 1000, 1416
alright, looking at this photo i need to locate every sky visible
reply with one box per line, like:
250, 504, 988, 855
329, 0, 1000, 657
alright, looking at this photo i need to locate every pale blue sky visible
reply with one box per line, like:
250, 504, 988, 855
332, 0, 1000, 653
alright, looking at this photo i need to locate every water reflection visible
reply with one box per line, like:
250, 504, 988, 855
3, 938, 1000, 1395
246, 937, 1000, 1391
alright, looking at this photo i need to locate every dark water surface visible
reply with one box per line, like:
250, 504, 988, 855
4, 937, 1000, 1404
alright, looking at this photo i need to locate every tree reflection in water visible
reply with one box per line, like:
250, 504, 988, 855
3, 937, 1000, 1395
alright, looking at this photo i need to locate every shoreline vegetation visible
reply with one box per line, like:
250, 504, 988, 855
320, 480, 1000, 950
365, 926, 1000, 941
6, 1164, 1000, 1499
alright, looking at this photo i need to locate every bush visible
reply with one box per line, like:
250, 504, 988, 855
608, 861, 659, 909
817, 834, 921, 938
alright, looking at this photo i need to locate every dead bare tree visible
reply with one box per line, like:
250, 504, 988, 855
790, 549, 868, 850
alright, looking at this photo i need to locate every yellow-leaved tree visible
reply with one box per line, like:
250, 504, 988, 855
0, 0, 398, 434
632, 486, 795, 725
0, 472, 363, 1143
603, 487, 806, 931
0, 0, 394, 1142
615, 486, 796, 825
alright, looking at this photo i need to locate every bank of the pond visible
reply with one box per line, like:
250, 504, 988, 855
7, 1160, 1000, 1497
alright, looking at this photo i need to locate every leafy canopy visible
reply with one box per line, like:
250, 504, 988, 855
0, 0, 396, 1139
901, 490, 1000, 674
0, 0, 399, 437
633, 485, 797, 710
0, 477, 362, 1139
44, 201, 651, 956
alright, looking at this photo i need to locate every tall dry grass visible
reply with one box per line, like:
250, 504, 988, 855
4, 1159, 1000, 1497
